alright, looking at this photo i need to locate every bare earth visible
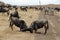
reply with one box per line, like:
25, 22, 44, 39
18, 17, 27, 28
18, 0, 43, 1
0, 8, 60, 40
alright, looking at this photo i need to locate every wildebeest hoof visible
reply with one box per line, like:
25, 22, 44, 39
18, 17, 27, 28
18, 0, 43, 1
29, 30, 33, 33
30, 31, 33, 33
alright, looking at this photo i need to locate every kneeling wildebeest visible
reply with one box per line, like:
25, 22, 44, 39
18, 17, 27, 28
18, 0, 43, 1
9, 17, 27, 31
22, 19, 49, 34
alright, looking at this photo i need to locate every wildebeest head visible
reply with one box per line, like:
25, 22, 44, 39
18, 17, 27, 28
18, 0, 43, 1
21, 21, 37, 33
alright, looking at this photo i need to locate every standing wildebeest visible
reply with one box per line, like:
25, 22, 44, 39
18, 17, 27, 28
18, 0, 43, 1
20, 6, 27, 11
35, 7, 39, 10
9, 8, 20, 20
29, 19, 49, 34
44, 7, 54, 15
49, 8, 54, 15
0, 7, 9, 16
39, 7, 44, 11
9, 17, 27, 31
54, 8, 60, 12
22, 19, 49, 34
44, 7, 49, 15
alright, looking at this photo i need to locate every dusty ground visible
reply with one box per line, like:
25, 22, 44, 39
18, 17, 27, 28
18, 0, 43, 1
0, 8, 60, 40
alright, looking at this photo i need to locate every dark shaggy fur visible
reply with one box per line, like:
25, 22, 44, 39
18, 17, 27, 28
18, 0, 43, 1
22, 19, 49, 34
9, 17, 27, 31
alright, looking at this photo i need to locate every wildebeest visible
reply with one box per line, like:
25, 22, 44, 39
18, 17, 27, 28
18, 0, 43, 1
9, 8, 20, 20
0, 7, 9, 16
44, 7, 49, 15
13, 6, 17, 8
39, 7, 43, 11
7, 4, 12, 8
43, 7, 54, 15
54, 8, 60, 12
22, 19, 49, 34
35, 7, 39, 10
9, 17, 27, 31
20, 6, 27, 11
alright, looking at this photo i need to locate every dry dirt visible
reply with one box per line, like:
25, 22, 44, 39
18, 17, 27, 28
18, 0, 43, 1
0, 8, 60, 40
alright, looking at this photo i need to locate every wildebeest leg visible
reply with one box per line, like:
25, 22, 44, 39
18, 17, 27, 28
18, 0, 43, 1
34, 27, 37, 33
44, 25, 47, 34
45, 11, 47, 15
45, 11, 46, 15
35, 29, 37, 33
7, 12, 9, 16
29, 28, 33, 33
44, 23, 49, 35
25, 9, 27, 11
9, 21, 13, 31
34, 25, 37, 33
47, 22, 49, 30
20, 28, 22, 31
